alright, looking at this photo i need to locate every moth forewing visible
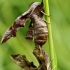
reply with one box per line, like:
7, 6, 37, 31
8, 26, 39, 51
1, 2, 42, 44
1, 15, 28, 44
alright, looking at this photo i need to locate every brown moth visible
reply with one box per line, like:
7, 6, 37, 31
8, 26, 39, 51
1, 1, 48, 47
1, 2, 41, 44
1, 1, 52, 70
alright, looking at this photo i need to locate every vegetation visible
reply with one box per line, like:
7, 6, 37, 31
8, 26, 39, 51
0, 0, 70, 70
43, 0, 57, 70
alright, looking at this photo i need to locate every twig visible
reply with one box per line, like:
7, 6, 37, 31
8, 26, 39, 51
43, 0, 57, 70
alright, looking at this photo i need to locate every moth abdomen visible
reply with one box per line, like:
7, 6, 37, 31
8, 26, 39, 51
34, 26, 48, 46
34, 33, 48, 46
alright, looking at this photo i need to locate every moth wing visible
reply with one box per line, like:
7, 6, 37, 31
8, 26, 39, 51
1, 11, 31, 44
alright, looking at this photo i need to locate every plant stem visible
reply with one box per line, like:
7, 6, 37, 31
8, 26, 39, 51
43, 0, 57, 70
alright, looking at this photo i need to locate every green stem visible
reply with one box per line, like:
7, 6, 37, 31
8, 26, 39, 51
43, 0, 57, 70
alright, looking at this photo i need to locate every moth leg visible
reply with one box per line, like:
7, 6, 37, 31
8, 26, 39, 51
25, 21, 34, 40
41, 11, 50, 17
42, 18, 50, 24
46, 59, 52, 70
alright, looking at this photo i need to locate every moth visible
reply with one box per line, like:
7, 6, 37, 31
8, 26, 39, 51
1, 1, 48, 47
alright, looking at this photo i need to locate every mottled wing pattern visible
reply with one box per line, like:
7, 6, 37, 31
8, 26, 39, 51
0, 2, 42, 44
1, 11, 31, 44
